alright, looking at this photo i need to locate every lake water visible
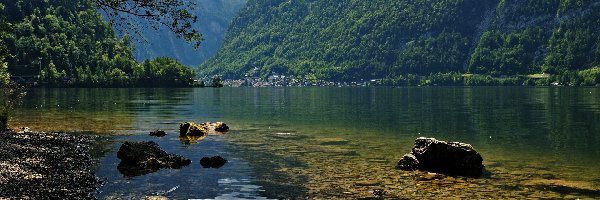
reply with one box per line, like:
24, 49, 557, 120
12, 87, 600, 199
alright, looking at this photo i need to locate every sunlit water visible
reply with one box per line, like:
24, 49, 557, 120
11, 87, 600, 199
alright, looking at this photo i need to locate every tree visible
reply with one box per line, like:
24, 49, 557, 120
93, 0, 203, 48
0, 3, 9, 86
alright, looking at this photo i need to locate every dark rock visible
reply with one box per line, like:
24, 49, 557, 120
179, 122, 207, 136
395, 153, 419, 171
200, 157, 212, 168
200, 156, 228, 168
372, 189, 386, 198
149, 130, 167, 137
397, 137, 484, 177
214, 122, 229, 132
116, 141, 191, 177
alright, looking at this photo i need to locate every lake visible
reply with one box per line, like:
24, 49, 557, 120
11, 87, 600, 199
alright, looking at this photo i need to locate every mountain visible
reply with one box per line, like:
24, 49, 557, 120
200, 0, 600, 83
127, 0, 247, 66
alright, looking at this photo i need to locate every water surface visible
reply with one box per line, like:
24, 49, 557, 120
13, 87, 600, 198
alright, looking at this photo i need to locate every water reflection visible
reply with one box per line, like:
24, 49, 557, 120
12, 87, 600, 198
179, 135, 207, 145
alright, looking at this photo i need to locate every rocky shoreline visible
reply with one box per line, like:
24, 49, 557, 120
0, 131, 102, 199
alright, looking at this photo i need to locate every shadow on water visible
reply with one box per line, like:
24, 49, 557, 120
530, 185, 600, 197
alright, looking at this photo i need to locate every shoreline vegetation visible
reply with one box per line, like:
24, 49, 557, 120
221, 69, 600, 87
0, 130, 101, 199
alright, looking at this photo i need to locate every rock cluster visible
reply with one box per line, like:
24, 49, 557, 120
0, 131, 102, 199
200, 156, 228, 168
179, 122, 229, 137
396, 137, 484, 177
117, 141, 191, 177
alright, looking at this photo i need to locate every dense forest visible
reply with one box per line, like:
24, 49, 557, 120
201, 0, 600, 86
0, 0, 197, 87
124, 0, 246, 66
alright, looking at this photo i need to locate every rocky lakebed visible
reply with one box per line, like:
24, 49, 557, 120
1, 123, 600, 199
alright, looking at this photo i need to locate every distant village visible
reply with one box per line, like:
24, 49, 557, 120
204, 67, 380, 87
218, 73, 380, 87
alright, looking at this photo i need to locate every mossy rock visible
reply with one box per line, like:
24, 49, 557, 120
179, 122, 208, 136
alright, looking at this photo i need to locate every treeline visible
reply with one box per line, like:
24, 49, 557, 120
202, 0, 600, 86
0, 0, 197, 87
378, 68, 600, 86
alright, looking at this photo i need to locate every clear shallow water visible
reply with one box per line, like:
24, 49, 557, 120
12, 87, 600, 198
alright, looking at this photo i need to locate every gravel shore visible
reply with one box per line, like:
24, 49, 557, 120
0, 131, 102, 199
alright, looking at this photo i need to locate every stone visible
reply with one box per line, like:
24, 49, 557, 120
179, 122, 208, 136
214, 122, 229, 132
372, 189, 386, 197
396, 153, 419, 171
397, 137, 484, 177
149, 130, 167, 137
145, 196, 168, 200
200, 156, 228, 168
116, 141, 191, 177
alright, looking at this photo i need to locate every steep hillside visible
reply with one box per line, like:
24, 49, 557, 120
201, 0, 600, 84
0, 0, 196, 87
127, 0, 246, 66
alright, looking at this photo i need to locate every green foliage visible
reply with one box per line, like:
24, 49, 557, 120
135, 57, 196, 87
202, 0, 600, 84
210, 76, 224, 87
469, 28, 548, 75
0, 0, 197, 87
201, 0, 496, 81
396, 32, 469, 75
0, 3, 9, 86
0, 61, 7, 86
578, 68, 600, 86
542, 8, 600, 74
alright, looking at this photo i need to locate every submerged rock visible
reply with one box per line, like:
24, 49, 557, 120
199, 122, 230, 133
145, 196, 169, 200
116, 141, 191, 177
179, 122, 208, 136
396, 137, 484, 177
200, 156, 228, 168
396, 153, 419, 171
213, 122, 229, 132
149, 130, 167, 137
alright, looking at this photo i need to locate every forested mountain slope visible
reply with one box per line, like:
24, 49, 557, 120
128, 0, 246, 66
0, 0, 196, 87
201, 0, 600, 85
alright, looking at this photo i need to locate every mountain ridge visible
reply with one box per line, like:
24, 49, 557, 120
201, 0, 600, 85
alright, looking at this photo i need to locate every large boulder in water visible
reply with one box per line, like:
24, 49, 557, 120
179, 122, 208, 136
200, 156, 228, 168
396, 153, 419, 171
396, 137, 484, 177
117, 141, 191, 177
